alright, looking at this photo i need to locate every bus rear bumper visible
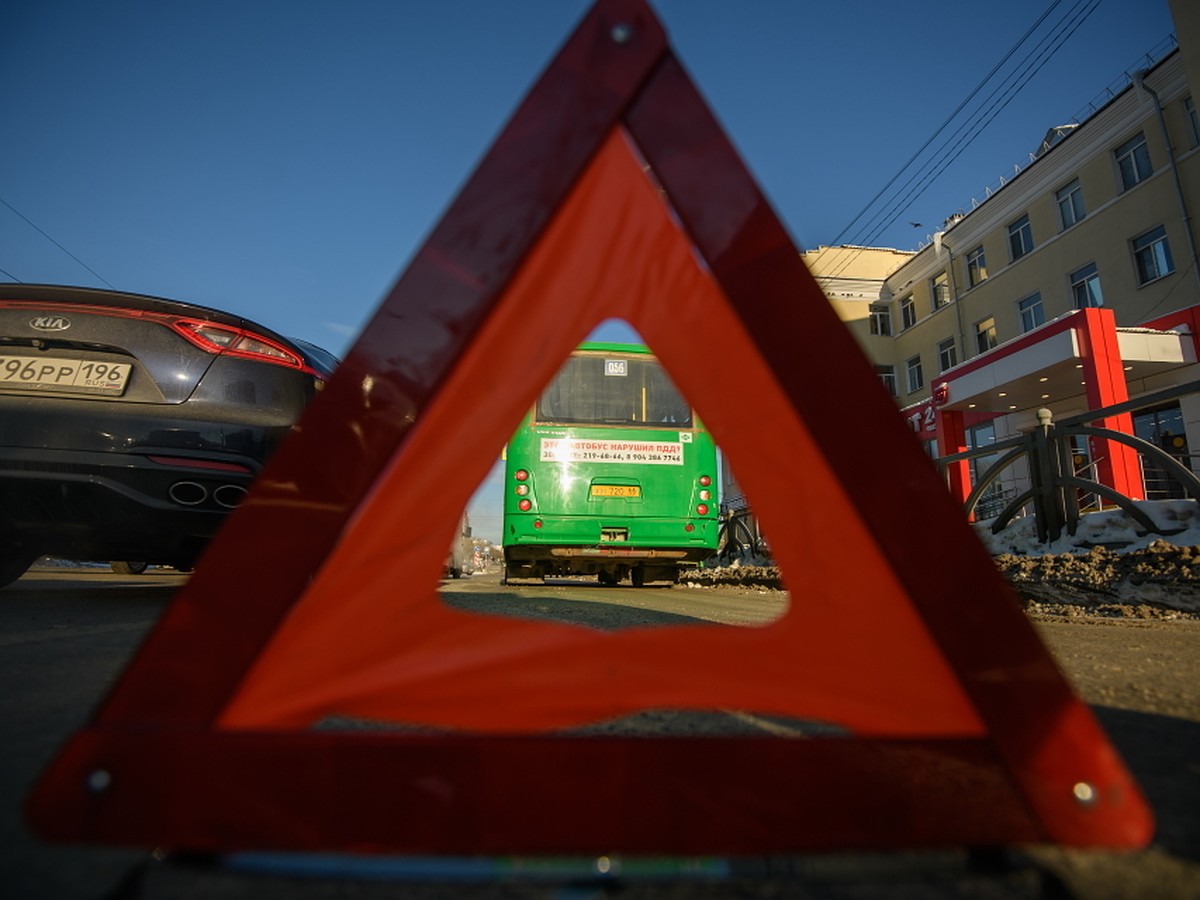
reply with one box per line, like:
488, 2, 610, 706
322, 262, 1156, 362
503, 543, 710, 584
550, 546, 688, 560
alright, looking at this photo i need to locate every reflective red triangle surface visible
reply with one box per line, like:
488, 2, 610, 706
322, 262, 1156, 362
27, 0, 1152, 853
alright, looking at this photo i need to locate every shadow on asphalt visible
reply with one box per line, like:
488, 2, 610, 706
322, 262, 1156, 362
1092, 705, 1200, 860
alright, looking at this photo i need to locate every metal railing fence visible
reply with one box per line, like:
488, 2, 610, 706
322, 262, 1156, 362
935, 380, 1200, 544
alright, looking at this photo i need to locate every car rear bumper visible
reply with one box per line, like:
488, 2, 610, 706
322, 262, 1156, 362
0, 447, 259, 566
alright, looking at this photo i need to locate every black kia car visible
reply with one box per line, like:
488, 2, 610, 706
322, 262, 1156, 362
0, 284, 339, 587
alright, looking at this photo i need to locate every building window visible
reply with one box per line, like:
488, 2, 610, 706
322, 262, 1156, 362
1018, 292, 1045, 331
930, 271, 950, 309
1056, 179, 1085, 230
906, 355, 924, 393
975, 316, 997, 354
1133, 226, 1174, 285
900, 295, 917, 330
869, 303, 892, 336
968, 421, 1005, 518
1070, 263, 1104, 308
937, 337, 958, 373
1134, 402, 1193, 499
1115, 132, 1152, 190
1008, 214, 1033, 261
876, 365, 897, 397
966, 245, 988, 286
1187, 96, 1200, 148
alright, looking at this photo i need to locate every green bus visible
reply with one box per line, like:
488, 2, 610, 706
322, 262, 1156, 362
503, 343, 719, 586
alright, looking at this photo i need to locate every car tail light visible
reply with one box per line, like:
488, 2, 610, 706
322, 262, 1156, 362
699, 475, 712, 486
514, 469, 529, 482
518, 499, 533, 512
170, 319, 319, 374
0, 300, 326, 379
696, 503, 709, 516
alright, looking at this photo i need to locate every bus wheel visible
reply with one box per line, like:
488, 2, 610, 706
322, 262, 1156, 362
631, 567, 645, 588
598, 571, 616, 586
111, 561, 149, 575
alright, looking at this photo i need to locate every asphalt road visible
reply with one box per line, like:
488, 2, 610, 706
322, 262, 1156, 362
2, 565, 1197, 899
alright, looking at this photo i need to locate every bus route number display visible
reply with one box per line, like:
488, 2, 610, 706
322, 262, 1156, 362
540, 438, 683, 465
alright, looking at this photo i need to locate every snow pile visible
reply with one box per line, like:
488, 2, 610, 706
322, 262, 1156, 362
995, 541, 1200, 617
690, 501, 1200, 617
972, 499, 1200, 556
684, 558, 780, 588
978, 500, 1200, 618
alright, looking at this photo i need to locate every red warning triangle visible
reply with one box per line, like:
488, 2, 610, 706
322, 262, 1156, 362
28, 0, 1151, 854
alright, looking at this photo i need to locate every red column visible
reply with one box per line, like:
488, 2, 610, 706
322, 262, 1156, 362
1075, 307, 1143, 500
935, 406, 972, 512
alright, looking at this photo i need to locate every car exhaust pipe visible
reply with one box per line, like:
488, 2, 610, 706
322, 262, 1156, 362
213, 484, 247, 509
168, 481, 208, 506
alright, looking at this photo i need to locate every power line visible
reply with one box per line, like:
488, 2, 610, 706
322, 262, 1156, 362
820, 0, 1100, 284
854, 0, 1101, 250
829, 0, 1068, 248
0, 196, 114, 289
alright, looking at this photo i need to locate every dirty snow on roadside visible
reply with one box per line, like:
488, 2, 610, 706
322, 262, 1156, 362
972, 498, 1200, 556
689, 500, 1200, 617
975, 499, 1200, 617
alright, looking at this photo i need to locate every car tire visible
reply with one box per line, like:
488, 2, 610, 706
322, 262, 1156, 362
110, 561, 149, 575
0, 551, 40, 589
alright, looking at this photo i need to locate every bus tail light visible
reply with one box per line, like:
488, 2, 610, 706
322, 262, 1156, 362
515, 469, 533, 511
697, 474, 713, 514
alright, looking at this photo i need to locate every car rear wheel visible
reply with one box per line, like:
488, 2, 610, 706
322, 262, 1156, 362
110, 561, 149, 575
0, 550, 40, 589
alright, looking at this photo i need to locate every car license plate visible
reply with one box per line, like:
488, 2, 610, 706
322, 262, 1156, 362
0, 355, 132, 396
591, 484, 641, 497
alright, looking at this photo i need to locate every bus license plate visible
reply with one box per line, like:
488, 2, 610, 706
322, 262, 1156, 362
591, 484, 640, 497
0, 355, 132, 396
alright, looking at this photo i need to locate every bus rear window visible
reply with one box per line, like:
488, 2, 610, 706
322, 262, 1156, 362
536, 354, 692, 427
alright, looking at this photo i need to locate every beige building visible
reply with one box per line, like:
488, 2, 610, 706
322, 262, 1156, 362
800, 0, 1200, 518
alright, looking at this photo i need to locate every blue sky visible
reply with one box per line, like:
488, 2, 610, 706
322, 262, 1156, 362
0, 0, 1179, 541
